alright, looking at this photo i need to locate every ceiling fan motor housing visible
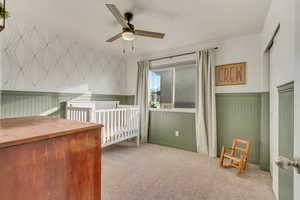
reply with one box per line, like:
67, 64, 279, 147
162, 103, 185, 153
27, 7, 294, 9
124, 12, 133, 22
124, 12, 135, 31
123, 27, 134, 33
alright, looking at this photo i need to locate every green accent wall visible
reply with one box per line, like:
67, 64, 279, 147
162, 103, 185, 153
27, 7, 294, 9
0, 90, 134, 119
216, 93, 270, 171
148, 93, 270, 171
149, 111, 197, 152
259, 93, 270, 171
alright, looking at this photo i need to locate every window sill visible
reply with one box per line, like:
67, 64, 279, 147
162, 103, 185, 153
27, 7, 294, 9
149, 108, 196, 113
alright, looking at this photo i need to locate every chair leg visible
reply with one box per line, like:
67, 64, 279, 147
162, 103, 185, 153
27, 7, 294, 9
219, 147, 225, 168
243, 161, 247, 171
237, 156, 245, 175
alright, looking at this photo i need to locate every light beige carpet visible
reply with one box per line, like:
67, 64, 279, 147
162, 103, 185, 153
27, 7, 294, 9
102, 143, 275, 200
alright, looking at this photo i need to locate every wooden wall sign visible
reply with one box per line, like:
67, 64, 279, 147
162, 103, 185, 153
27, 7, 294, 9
215, 62, 246, 86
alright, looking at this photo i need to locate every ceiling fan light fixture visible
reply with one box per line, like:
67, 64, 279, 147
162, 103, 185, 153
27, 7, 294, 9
122, 31, 135, 41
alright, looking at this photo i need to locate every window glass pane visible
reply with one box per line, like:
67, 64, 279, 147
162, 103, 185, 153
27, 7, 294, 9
149, 69, 173, 108
174, 65, 196, 108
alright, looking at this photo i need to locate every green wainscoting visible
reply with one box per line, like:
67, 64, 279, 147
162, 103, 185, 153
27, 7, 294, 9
216, 93, 270, 171
148, 93, 270, 171
149, 111, 197, 152
0, 90, 134, 119
259, 93, 270, 171
1, 90, 270, 171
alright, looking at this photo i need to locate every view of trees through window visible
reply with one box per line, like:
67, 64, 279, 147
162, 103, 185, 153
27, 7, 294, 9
149, 64, 196, 109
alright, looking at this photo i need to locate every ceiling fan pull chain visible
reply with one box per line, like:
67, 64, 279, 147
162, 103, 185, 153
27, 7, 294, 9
131, 40, 135, 51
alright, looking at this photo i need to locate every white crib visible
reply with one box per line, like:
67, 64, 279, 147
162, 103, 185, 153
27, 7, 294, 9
66, 101, 140, 147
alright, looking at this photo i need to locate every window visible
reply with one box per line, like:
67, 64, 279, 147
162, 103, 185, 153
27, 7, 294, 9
174, 65, 196, 108
149, 64, 196, 109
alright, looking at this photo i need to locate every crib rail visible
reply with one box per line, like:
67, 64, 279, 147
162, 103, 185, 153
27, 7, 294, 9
95, 108, 139, 147
66, 106, 139, 147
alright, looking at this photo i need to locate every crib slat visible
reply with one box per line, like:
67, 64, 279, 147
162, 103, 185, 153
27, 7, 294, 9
134, 110, 136, 130
113, 111, 116, 140
118, 110, 120, 133
130, 109, 133, 135
113, 111, 115, 139
122, 110, 124, 137
121, 110, 123, 135
128, 110, 131, 135
103, 112, 106, 142
125, 109, 128, 136
107, 112, 110, 141
129, 109, 131, 135
114, 110, 117, 136
136, 110, 138, 129
110, 112, 112, 141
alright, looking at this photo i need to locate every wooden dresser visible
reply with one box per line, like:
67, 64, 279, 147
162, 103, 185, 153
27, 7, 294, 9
0, 116, 102, 200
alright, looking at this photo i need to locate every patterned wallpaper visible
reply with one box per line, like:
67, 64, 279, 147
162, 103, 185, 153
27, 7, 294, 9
0, 20, 127, 94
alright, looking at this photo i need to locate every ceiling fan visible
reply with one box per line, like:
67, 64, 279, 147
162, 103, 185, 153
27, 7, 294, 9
105, 4, 165, 42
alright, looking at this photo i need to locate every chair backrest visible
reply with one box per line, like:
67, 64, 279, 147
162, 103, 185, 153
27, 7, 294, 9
231, 138, 251, 158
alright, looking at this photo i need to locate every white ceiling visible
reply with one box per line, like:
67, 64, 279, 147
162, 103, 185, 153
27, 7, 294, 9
10, 0, 271, 56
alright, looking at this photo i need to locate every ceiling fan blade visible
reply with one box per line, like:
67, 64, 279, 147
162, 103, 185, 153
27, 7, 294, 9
106, 33, 122, 42
105, 4, 130, 29
134, 29, 165, 39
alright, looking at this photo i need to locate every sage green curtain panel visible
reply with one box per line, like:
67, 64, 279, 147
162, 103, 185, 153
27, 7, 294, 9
195, 49, 217, 157
135, 60, 150, 143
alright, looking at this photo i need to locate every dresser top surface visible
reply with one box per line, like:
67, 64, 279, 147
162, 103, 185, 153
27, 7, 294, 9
0, 116, 102, 149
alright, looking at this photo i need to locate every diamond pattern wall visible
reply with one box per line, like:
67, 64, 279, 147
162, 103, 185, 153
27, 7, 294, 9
0, 19, 127, 94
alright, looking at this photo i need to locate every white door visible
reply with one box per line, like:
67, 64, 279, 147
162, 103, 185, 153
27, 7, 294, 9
269, 26, 300, 199
277, 83, 294, 200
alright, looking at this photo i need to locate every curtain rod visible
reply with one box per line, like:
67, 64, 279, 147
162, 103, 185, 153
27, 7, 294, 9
149, 47, 219, 62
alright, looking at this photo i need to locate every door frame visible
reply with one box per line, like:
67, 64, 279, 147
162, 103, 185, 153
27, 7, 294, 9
263, 23, 280, 197
295, 1, 300, 199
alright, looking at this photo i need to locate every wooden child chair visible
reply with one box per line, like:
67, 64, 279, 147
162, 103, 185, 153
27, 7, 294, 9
219, 138, 251, 175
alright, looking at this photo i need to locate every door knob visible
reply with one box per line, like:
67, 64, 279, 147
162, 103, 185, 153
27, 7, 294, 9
275, 156, 300, 174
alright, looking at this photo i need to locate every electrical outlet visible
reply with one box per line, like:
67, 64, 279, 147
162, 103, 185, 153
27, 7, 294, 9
175, 130, 179, 137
